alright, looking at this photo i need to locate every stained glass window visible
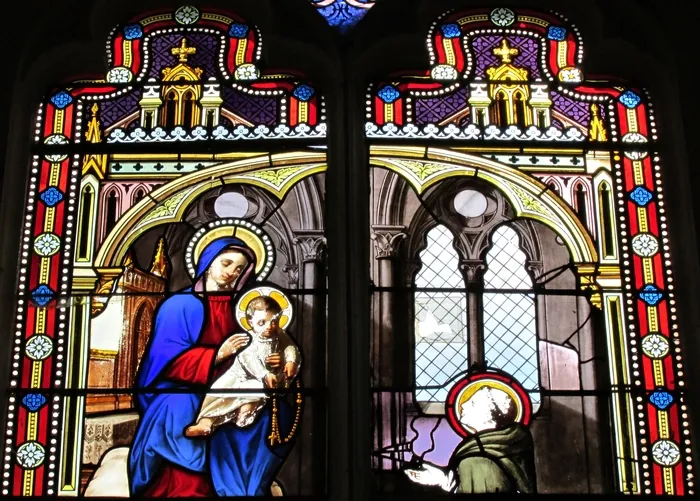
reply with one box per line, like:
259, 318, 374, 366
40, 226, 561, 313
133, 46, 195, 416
1, 3, 697, 500
2, 6, 327, 497
369, 6, 694, 496
310, 0, 377, 32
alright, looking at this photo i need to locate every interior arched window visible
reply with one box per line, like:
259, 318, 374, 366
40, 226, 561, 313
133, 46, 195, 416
182, 90, 196, 128
547, 180, 560, 195
598, 181, 617, 259
132, 187, 146, 204
164, 91, 177, 129
76, 183, 95, 261
414, 225, 468, 405
483, 225, 539, 406
574, 181, 589, 228
513, 91, 527, 126
103, 188, 120, 236
492, 91, 509, 125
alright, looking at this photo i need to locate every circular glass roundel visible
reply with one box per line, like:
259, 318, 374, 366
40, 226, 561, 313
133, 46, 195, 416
214, 192, 249, 218
453, 190, 488, 218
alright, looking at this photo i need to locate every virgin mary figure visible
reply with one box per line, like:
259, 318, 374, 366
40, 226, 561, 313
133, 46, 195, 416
129, 235, 295, 497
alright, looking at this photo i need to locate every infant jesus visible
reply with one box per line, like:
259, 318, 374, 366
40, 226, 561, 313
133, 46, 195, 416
185, 295, 300, 437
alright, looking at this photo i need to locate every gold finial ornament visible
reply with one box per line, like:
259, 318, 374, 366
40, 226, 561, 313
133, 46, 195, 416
150, 237, 169, 278
589, 103, 608, 142
85, 103, 102, 144
171, 38, 197, 63
82, 103, 108, 177
493, 39, 519, 64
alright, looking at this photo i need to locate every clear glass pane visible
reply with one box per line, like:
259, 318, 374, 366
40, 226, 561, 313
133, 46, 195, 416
415, 226, 468, 403
484, 226, 539, 405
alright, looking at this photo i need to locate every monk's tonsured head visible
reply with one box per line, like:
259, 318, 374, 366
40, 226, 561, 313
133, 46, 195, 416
459, 385, 517, 433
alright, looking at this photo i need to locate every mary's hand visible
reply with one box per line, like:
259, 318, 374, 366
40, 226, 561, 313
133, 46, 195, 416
404, 463, 456, 492
216, 333, 249, 363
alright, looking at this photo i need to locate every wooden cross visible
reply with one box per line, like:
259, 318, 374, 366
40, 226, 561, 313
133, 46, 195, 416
171, 38, 197, 63
493, 39, 519, 64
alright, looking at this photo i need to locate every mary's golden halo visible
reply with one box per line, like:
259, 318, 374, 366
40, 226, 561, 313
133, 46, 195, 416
185, 219, 275, 280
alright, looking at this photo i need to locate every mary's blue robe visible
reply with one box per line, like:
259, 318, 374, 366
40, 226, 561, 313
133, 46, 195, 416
129, 237, 295, 496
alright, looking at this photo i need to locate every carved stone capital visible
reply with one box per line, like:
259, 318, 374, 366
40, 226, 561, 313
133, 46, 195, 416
370, 226, 407, 259
526, 260, 544, 279
460, 260, 486, 283
293, 231, 326, 262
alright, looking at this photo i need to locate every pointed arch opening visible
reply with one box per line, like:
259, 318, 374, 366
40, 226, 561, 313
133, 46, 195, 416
513, 91, 528, 127
77, 184, 95, 262
574, 181, 589, 229
598, 181, 616, 259
548, 180, 560, 196
483, 225, 539, 407
183, 90, 197, 128
492, 91, 509, 126
164, 91, 177, 129
414, 225, 468, 406
104, 188, 120, 237
132, 186, 146, 205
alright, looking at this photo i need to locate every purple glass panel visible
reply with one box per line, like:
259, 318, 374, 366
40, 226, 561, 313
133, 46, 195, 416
148, 34, 219, 79
472, 36, 541, 79
371, 393, 462, 471
101, 90, 141, 128
407, 416, 462, 467
222, 87, 278, 125
415, 88, 469, 125
551, 91, 591, 127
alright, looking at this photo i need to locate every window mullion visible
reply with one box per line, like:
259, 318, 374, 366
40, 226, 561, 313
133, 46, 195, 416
462, 260, 486, 367
325, 62, 371, 501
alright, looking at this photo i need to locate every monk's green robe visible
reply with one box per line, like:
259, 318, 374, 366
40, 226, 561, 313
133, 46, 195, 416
450, 424, 536, 494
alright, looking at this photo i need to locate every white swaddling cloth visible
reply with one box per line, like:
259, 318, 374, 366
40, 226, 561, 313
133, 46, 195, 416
195, 329, 300, 428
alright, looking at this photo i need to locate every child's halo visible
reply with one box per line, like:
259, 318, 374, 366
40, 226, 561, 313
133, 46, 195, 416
235, 286, 294, 332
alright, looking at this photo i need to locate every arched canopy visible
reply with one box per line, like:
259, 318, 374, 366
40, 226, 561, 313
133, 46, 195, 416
94, 151, 326, 267
370, 145, 597, 264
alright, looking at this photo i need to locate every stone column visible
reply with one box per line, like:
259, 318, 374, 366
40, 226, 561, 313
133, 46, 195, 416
577, 293, 612, 491
293, 230, 327, 383
370, 227, 407, 472
370, 226, 406, 386
291, 230, 326, 494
